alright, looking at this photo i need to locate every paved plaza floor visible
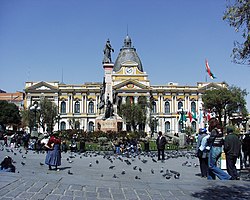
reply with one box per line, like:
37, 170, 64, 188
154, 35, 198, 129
0, 146, 250, 200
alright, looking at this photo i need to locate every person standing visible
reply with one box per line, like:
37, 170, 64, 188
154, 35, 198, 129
156, 131, 167, 160
224, 127, 241, 180
196, 128, 209, 178
45, 133, 61, 171
207, 118, 231, 180
242, 132, 250, 168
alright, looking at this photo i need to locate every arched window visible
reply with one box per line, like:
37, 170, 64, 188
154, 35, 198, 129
60, 101, 66, 114
178, 101, 183, 110
165, 121, 170, 133
165, 101, 170, 114
191, 101, 196, 113
74, 101, 80, 113
88, 101, 94, 113
89, 121, 94, 132
152, 101, 157, 113
191, 121, 196, 132
60, 121, 66, 130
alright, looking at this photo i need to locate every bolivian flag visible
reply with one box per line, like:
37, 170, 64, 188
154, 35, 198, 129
205, 59, 216, 79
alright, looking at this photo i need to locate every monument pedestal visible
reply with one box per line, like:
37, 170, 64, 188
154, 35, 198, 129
95, 114, 123, 132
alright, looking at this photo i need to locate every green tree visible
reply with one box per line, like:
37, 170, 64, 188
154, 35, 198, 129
0, 100, 21, 130
223, 0, 250, 65
38, 98, 58, 133
118, 97, 148, 132
202, 85, 248, 128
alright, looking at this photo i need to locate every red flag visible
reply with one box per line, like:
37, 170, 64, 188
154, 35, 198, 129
188, 111, 193, 122
205, 59, 216, 79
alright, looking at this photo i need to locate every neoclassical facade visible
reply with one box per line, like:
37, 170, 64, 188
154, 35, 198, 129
24, 35, 227, 135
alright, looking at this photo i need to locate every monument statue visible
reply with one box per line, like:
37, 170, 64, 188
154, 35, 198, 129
98, 77, 105, 110
102, 39, 114, 64
104, 96, 114, 119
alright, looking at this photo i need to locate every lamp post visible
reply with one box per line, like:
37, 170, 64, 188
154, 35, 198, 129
30, 101, 40, 138
56, 114, 61, 131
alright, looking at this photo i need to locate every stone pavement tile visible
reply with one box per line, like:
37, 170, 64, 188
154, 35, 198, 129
122, 188, 138, 199
85, 186, 96, 192
0, 188, 11, 197
73, 190, 84, 197
148, 193, 164, 200
44, 194, 61, 200
136, 194, 151, 200
57, 184, 70, 190
52, 188, 66, 195
60, 196, 74, 200
30, 192, 48, 200
69, 184, 83, 191
111, 193, 126, 200
85, 191, 97, 199
74, 197, 86, 200
97, 187, 111, 198
4, 189, 23, 198
169, 190, 186, 197
27, 186, 43, 193
0, 197, 13, 200
17, 191, 35, 199
64, 190, 74, 196
110, 188, 123, 194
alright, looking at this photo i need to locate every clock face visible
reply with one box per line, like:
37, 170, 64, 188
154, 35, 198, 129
126, 67, 133, 74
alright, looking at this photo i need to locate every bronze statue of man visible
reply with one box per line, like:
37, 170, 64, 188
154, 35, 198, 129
102, 39, 114, 64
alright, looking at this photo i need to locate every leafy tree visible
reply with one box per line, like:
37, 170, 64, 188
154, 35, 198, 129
38, 98, 58, 133
0, 100, 21, 130
20, 109, 35, 133
223, 0, 250, 65
202, 85, 248, 128
118, 96, 148, 132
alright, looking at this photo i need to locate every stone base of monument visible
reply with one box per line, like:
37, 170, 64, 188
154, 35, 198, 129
95, 114, 123, 132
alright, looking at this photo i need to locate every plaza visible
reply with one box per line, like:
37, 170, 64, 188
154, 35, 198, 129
1, 145, 250, 200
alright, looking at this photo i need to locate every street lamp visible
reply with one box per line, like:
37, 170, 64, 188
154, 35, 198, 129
30, 101, 40, 138
56, 114, 61, 131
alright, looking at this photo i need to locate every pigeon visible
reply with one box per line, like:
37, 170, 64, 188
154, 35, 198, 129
40, 162, 44, 166
68, 160, 73, 163
135, 175, 140, 180
113, 174, 118, 178
109, 165, 115, 169
170, 170, 180, 176
141, 159, 147, 163
133, 166, 137, 170
22, 155, 26, 159
101, 174, 104, 177
160, 167, 164, 173
152, 158, 157, 163
121, 170, 126, 175
96, 160, 99, 164
89, 162, 92, 167
151, 169, 154, 174
182, 161, 188, 166
21, 161, 25, 166
124, 159, 132, 165
139, 168, 142, 172
68, 170, 73, 175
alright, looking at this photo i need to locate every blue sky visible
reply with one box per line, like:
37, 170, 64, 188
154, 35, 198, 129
0, 0, 249, 110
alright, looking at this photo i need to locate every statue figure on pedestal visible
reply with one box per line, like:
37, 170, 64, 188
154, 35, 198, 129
102, 39, 114, 64
104, 96, 114, 119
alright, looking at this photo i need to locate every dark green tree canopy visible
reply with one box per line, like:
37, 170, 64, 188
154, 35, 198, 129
202, 85, 248, 127
223, 0, 250, 65
0, 100, 21, 130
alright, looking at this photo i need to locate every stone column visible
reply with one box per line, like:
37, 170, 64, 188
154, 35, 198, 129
103, 63, 114, 103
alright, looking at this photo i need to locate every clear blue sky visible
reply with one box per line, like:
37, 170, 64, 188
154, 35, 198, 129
0, 0, 249, 111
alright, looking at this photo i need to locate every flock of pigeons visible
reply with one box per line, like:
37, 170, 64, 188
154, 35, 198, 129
1, 145, 199, 181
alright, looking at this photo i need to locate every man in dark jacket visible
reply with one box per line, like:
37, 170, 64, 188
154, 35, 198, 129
224, 127, 241, 180
156, 131, 167, 160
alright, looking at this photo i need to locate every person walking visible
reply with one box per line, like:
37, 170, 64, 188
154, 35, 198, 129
45, 132, 61, 171
196, 128, 209, 178
156, 131, 167, 160
207, 118, 231, 180
242, 131, 250, 168
224, 127, 241, 180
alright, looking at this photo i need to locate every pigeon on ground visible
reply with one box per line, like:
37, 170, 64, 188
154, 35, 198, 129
21, 162, 25, 166
68, 170, 73, 175
89, 162, 92, 167
133, 166, 137, 170
151, 169, 154, 174
141, 159, 148, 164
22, 155, 26, 159
160, 167, 164, 173
96, 160, 99, 164
152, 158, 157, 163
135, 175, 141, 180
182, 161, 188, 166
113, 174, 118, 178
139, 167, 142, 172
121, 170, 126, 175
109, 165, 115, 169
40, 162, 44, 166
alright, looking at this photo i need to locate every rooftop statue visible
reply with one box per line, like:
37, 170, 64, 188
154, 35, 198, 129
102, 39, 114, 64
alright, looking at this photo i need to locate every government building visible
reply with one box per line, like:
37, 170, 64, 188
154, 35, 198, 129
24, 35, 227, 136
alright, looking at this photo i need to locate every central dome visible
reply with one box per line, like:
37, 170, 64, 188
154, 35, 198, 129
114, 35, 143, 72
